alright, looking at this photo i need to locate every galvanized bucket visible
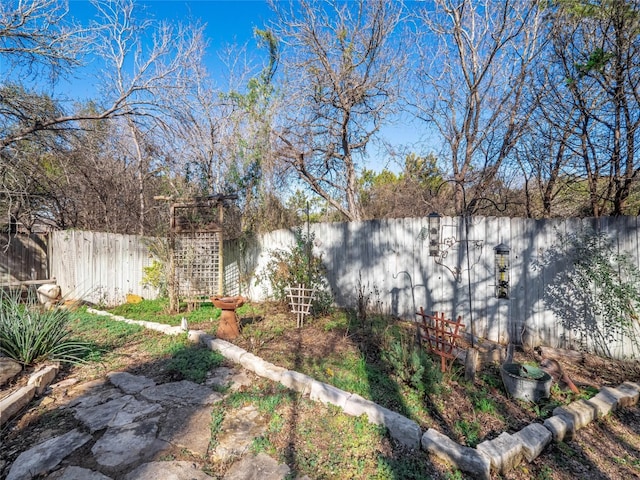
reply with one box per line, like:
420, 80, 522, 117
501, 363, 552, 402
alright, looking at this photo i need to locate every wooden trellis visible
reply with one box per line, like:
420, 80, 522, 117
286, 284, 316, 328
155, 194, 237, 312
417, 308, 465, 372
173, 231, 220, 300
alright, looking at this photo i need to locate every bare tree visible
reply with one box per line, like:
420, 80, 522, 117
1, 0, 206, 234
0, 0, 86, 81
270, 0, 404, 221
1, 0, 201, 155
412, 0, 545, 215
515, 62, 588, 218
90, 0, 204, 234
544, 0, 640, 217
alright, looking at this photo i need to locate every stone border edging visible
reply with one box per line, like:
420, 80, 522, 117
64, 310, 640, 478
86, 308, 185, 335
0, 365, 59, 427
188, 330, 423, 450
190, 329, 640, 479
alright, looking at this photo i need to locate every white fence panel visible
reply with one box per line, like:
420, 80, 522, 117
49, 230, 158, 305
225, 215, 640, 359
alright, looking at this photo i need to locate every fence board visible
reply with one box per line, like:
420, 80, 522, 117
226, 215, 640, 359
49, 230, 158, 305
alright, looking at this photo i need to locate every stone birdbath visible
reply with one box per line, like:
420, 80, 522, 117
211, 296, 245, 341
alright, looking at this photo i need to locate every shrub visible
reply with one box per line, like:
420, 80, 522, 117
141, 260, 168, 298
0, 290, 91, 366
141, 237, 171, 298
381, 327, 442, 396
257, 227, 333, 314
537, 227, 640, 357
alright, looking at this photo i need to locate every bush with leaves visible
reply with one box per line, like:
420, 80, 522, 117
257, 227, 333, 314
381, 327, 442, 396
0, 290, 91, 366
141, 237, 170, 298
536, 227, 640, 358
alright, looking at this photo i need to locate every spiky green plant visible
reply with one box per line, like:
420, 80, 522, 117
0, 290, 91, 366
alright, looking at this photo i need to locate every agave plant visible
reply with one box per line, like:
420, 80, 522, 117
0, 290, 90, 367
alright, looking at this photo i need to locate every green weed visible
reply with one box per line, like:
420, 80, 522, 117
443, 470, 464, 480
453, 419, 482, 447
323, 311, 349, 332
251, 436, 276, 455
556, 441, 577, 458
468, 387, 498, 415
536, 465, 554, 480
375, 452, 439, 479
209, 406, 226, 450
480, 370, 502, 389
167, 346, 225, 383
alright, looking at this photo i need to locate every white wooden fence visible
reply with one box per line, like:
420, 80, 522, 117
42, 216, 640, 359
49, 230, 158, 305
226, 216, 640, 360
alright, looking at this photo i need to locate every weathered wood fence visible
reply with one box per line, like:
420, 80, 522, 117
6, 216, 640, 358
225, 216, 640, 359
0, 233, 49, 285
48, 230, 158, 305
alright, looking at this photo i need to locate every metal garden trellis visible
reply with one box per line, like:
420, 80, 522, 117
416, 308, 465, 372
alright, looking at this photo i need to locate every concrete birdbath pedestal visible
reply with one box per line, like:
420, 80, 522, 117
211, 296, 245, 341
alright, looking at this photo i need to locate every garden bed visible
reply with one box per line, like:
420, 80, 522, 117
2, 300, 640, 479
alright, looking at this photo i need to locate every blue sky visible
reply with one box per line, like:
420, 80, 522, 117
69, 0, 274, 43
66, 0, 276, 88
61, 0, 425, 173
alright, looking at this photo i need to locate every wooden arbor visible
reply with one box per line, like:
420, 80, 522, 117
156, 194, 237, 313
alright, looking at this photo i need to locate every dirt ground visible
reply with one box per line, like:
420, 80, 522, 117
234, 313, 640, 480
1, 309, 640, 479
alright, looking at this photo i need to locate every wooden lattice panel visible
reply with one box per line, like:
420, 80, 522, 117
174, 231, 220, 300
416, 308, 465, 372
286, 284, 316, 328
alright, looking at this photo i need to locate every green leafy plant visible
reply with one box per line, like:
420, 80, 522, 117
453, 419, 481, 447
141, 260, 168, 297
209, 405, 226, 451
537, 227, 640, 357
167, 346, 225, 383
0, 291, 91, 366
141, 237, 171, 298
469, 389, 498, 414
257, 227, 333, 314
381, 328, 442, 396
